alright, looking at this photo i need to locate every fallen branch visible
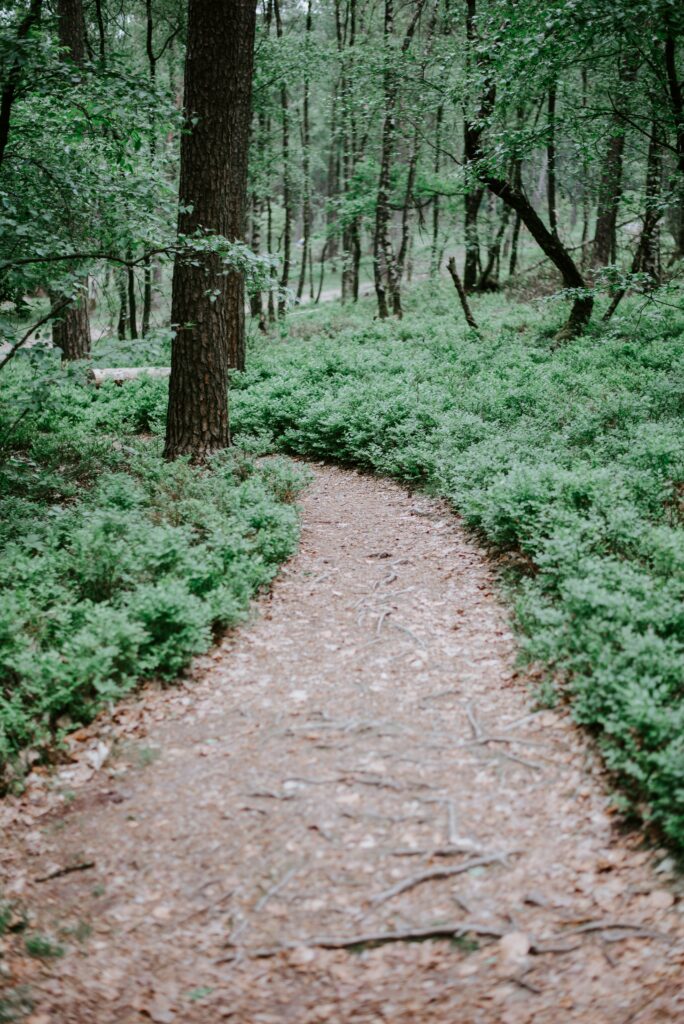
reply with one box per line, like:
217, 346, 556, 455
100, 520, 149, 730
446, 257, 479, 331
371, 852, 515, 907
88, 367, 170, 386
36, 860, 95, 883
220, 914, 671, 963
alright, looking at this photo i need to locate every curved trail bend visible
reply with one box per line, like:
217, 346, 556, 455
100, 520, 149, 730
2, 465, 683, 1023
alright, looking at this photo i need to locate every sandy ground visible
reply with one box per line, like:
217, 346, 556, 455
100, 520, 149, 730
1, 464, 683, 1023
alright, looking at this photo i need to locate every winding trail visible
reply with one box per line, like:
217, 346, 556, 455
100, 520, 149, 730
2, 465, 683, 1023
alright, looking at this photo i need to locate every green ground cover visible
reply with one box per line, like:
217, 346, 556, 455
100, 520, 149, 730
2, 284, 683, 850
0, 355, 303, 785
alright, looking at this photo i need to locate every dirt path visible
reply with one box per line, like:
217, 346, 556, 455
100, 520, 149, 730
2, 465, 683, 1023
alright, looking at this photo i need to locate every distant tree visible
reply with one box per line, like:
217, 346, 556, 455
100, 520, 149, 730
164, 0, 257, 461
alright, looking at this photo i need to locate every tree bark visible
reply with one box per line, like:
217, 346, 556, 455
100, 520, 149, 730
164, 0, 257, 461
297, 0, 313, 302
57, 0, 86, 65
664, 30, 684, 256
373, 0, 424, 319
273, 0, 291, 316
462, 0, 496, 291
52, 0, 91, 360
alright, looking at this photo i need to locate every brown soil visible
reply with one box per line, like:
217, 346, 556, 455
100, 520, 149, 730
1, 464, 683, 1023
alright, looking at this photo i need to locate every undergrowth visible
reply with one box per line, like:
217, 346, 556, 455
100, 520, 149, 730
228, 285, 684, 848
0, 355, 304, 785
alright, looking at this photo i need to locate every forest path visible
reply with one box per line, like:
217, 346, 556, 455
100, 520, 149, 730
2, 464, 683, 1023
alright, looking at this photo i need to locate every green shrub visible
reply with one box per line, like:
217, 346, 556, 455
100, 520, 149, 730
0, 362, 304, 782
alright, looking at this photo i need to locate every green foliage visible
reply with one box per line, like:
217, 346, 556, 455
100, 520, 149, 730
0, 361, 304, 784
24, 934, 64, 959
232, 286, 684, 847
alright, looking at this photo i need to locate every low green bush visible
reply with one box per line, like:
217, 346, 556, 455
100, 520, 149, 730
0, 357, 303, 783
231, 285, 684, 847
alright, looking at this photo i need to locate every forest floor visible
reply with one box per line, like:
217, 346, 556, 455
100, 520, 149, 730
2, 464, 684, 1023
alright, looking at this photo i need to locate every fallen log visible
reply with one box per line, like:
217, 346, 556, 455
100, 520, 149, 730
88, 367, 170, 387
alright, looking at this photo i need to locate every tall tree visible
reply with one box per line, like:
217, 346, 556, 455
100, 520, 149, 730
164, 0, 257, 461
51, 0, 91, 362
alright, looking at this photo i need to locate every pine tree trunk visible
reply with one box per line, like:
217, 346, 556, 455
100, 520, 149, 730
274, 0, 291, 316
296, 0, 313, 302
373, 0, 396, 319
591, 134, 625, 267
51, 0, 91, 361
164, 0, 257, 461
50, 289, 91, 360
463, 0, 495, 292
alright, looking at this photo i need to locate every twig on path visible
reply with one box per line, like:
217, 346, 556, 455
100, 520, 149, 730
465, 702, 483, 739
391, 623, 427, 647
557, 920, 672, 943
493, 749, 546, 773
36, 860, 95, 883
219, 915, 672, 964
255, 865, 298, 913
371, 852, 517, 907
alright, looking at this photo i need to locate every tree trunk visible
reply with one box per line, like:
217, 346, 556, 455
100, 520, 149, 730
484, 175, 593, 337
373, 0, 397, 319
57, 0, 86, 65
431, 104, 443, 277
50, 288, 91, 360
591, 134, 625, 267
273, 0, 291, 317
297, 0, 313, 302
373, 0, 424, 319
249, 192, 264, 323
164, 0, 257, 461
447, 257, 479, 330
463, 0, 495, 292
547, 83, 558, 236
639, 125, 663, 287
116, 270, 127, 340
51, 0, 91, 361
127, 252, 138, 339
394, 130, 419, 313
664, 30, 684, 257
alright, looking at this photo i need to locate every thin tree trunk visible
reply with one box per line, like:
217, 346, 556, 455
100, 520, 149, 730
273, 0, 291, 316
94, 0, 105, 62
373, 0, 424, 319
164, 0, 257, 460
373, 0, 397, 319
297, 0, 313, 302
463, 0, 495, 292
664, 30, 684, 257
116, 270, 128, 340
547, 83, 558, 236
431, 104, 443, 277
394, 128, 419, 314
447, 257, 479, 330
478, 201, 511, 290
127, 253, 138, 339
